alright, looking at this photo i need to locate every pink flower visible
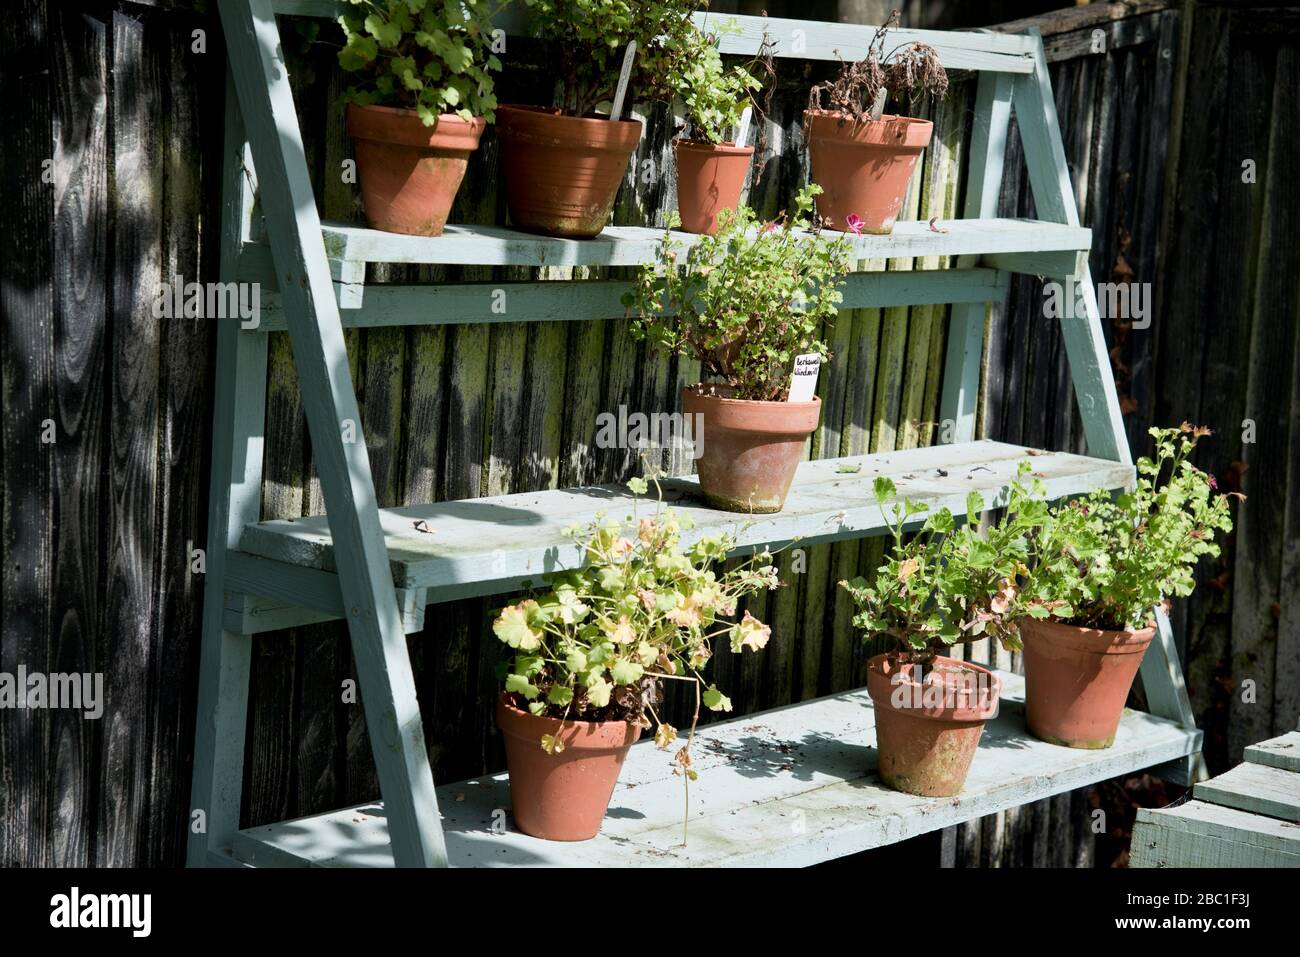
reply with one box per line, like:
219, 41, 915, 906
1209, 475, 1219, 490
845, 214, 865, 237
761, 221, 779, 234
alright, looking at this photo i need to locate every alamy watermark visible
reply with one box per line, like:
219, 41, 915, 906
152, 274, 261, 329
890, 663, 998, 713
594, 405, 706, 459
1042, 275, 1152, 329
50, 887, 150, 937
0, 666, 104, 719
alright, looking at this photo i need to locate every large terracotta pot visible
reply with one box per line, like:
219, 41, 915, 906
495, 104, 642, 238
866, 653, 1001, 797
682, 386, 821, 513
1020, 617, 1155, 749
496, 693, 642, 841
674, 139, 754, 235
346, 103, 485, 236
804, 109, 933, 233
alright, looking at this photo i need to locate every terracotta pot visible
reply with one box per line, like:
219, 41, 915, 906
804, 109, 933, 233
346, 104, 485, 236
674, 139, 754, 235
1020, 617, 1155, 749
496, 693, 641, 841
866, 653, 1001, 797
682, 386, 821, 513
495, 104, 642, 239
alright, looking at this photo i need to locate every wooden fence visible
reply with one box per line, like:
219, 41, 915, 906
1, 0, 1297, 868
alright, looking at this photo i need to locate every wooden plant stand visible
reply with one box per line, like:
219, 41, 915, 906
188, 0, 1204, 868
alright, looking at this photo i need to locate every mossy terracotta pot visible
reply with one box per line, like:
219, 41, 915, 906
682, 386, 820, 513
674, 139, 754, 234
495, 104, 643, 239
866, 653, 1001, 797
804, 109, 933, 233
1020, 617, 1155, 749
496, 693, 641, 841
346, 104, 485, 237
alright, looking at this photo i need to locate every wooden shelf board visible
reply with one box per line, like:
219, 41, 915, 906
316, 217, 1090, 269
230, 672, 1201, 868
235, 440, 1133, 594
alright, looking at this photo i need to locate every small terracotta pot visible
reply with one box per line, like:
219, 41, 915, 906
346, 104, 485, 236
496, 693, 641, 841
866, 653, 1001, 797
1020, 617, 1155, 749
804, 109, 933, 233
674, 139, 754, 235
495, 104, 643, 239
682, 386, 821, 513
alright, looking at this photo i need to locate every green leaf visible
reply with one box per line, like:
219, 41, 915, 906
585, 676, 613, 708
702, 685, 732, 712
504, 673, 539, 700
610, 658, 644, 686
492, 603, 541, 650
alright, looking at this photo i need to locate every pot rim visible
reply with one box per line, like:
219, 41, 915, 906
1019, 616, 1156, 656
496, 102, 644, 133
866, 652, 1002, 721
345, 102, 486, 148
496, 691, 642, 740
804, 108, 935, 127
674, 138, 756, 156
803, 108, 935, 147
683, 383, 822, 411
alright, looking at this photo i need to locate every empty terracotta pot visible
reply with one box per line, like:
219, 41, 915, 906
682, 386, 820, 513
1020, 617, 1155, 749
866, 654, 1001, 797
674, 139, 754, 234
496, 693, 641, 841
495, 104, 642, 238
804, 109, 933, 233
346, 103, 485, 236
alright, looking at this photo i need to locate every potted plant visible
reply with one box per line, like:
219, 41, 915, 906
838, 476, 1039, 796
496, 0, 697, 238
626, 186, 852, 513
804, 8, 948, 233
1012, 425, 1238, 749
491, 478, 780, 841
336, 0, 500, 236
666, 22, 775, 235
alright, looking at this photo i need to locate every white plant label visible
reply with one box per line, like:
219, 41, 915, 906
788, 353, 821, 402
734, 106, 753, 148
610, 40, 637, 122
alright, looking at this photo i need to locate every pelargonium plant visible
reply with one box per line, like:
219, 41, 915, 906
336, 0, 500, 126
839, 470, 1046, 662
807, 8, 948, 123
625, 185, 853, 402
1015, 424, 1238, 632
524, 0, 698, 118
666, 20, 775, 144
492, 477, 780, 776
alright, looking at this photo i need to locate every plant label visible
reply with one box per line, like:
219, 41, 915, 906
788, 353, 821, 402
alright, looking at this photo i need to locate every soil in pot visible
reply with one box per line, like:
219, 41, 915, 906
682, 385, 820, 513
496, 692, 642, 841
346, 104, 485, 237
674, 139, 754, 235
496, 104, 643, 239
865, 653, 1001, 797
804, 109, 933, 234
1020, 617, 1155, 749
